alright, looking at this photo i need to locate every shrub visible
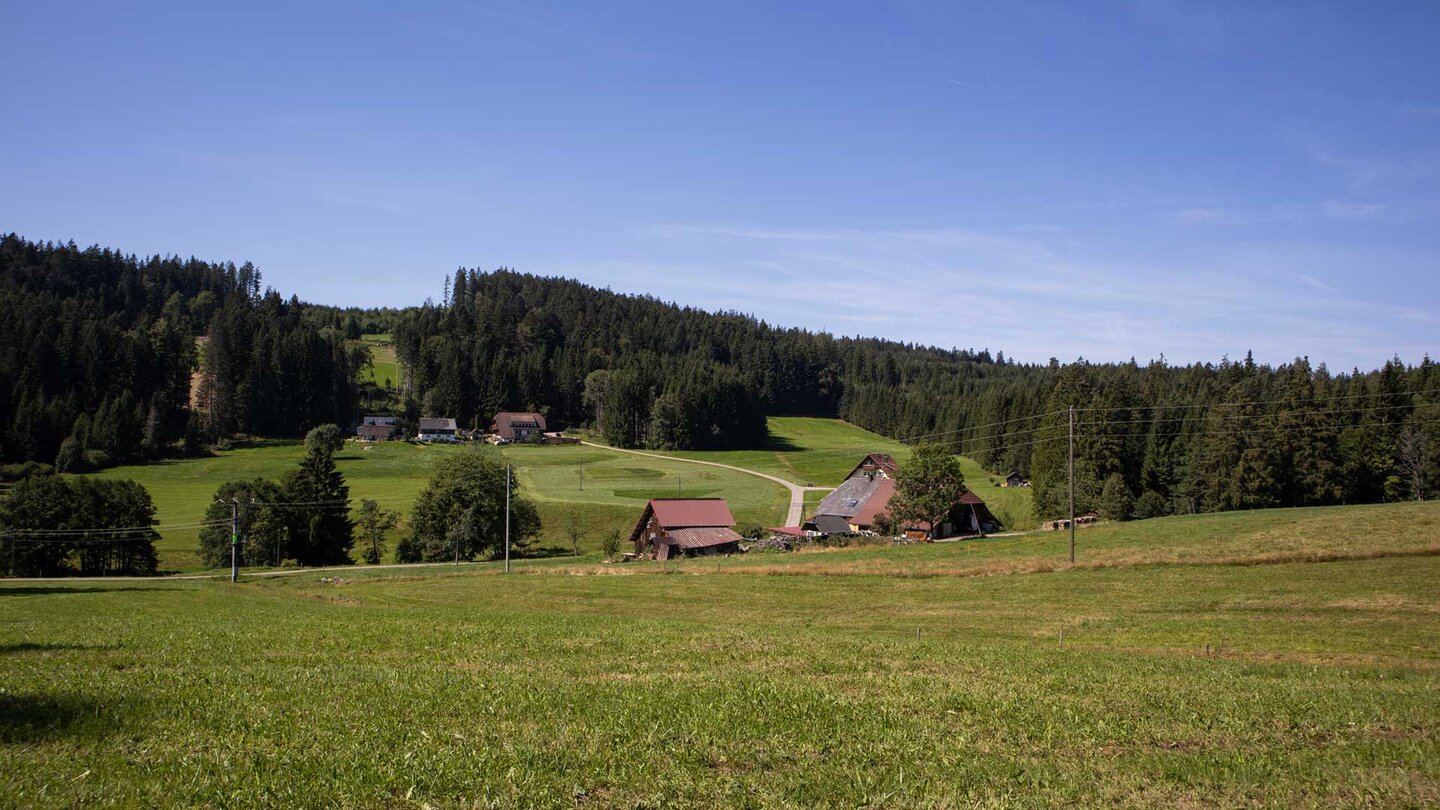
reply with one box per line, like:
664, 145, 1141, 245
601, 529, 621, 561
1134, 490, 1171, 520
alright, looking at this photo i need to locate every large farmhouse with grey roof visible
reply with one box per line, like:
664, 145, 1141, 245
807, 453, 999, 539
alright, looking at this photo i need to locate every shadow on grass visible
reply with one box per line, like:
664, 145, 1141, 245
0, 641, 115, 656
0, 585, 172, 596
524, 546, 582, 559
0, 693, 128, 743
764, 433, 804, 453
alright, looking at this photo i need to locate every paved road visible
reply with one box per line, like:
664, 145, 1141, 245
581, 441, 830, 526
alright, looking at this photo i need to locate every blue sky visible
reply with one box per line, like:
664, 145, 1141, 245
2, 1, 1437, 370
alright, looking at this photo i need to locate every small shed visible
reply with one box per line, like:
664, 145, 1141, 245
629, 498, 743, 560
1002, 471, 1029, 488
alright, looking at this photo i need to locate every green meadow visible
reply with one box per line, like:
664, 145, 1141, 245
78, 417, 1031, 571
2, 501, 1437, 807
359, 334, 400, 389
91, 440, 790, 571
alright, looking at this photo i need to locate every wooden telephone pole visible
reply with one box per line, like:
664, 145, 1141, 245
1068, 405, 1076, 564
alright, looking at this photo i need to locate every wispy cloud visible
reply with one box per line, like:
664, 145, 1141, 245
589, 221, 1429, 369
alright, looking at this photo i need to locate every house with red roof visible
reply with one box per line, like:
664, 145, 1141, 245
629, 498, 744, 560
491, 411, 547, 442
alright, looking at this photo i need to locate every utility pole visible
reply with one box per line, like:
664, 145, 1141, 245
230, 497, 241, 583
504, 464, 512, 574
578, 462, 583, 492
1068, 405, 1076, 564
677, 475, 682, 495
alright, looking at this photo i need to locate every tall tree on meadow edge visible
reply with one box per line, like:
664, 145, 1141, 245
0, 474, 159, 577
279, 425, 354, 566
398, 450, 540, 562
888, 442, 968, 536
357, 498, 400, 565
196, 478, 287, 569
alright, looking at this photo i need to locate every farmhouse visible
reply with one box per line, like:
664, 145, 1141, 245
629, 498, 744, 560
1003, 471, 1029, 488
357, 415, 401, 442
807, 453, 999, 539
416, 417, 458, 443
492, 411, 547, 442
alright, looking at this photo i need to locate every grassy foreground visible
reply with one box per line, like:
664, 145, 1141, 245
2, 518, 1437, 807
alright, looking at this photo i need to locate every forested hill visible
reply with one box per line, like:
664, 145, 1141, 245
397, 268, 1439, 515
391, 268, 1050, 453
3, 234, 1436, 519
0, 234, 365, 469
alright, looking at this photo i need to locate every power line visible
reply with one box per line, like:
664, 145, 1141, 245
1075, 400, 1421, 429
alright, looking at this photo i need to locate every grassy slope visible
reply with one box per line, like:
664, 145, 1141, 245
358, 334, 399, 389
2, 528, 1436, 807
92, 441, 789, 571
85, 416, 1028, 571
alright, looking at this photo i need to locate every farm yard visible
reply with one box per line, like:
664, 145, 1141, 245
3, 500, 1438, 807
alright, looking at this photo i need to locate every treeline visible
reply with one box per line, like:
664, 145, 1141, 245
0, 234, 369, 470
0, 475, 160, 576
390, 269, 1013, 450
389, 268, 1437, 513
1026, 355, 1440, 520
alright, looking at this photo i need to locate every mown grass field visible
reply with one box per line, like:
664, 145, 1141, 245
2, 501, 1437, 807
91, 441, 789, 571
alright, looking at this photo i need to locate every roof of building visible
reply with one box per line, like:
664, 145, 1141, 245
493, 411, 546, 428
662, 527, 744, 549
629, 498, 737, 544
418, 417, 457, 431
812, 514, 853, 534
815, 475, 888, 519
847, 452, 900, 478
960, 491, 987, 506
848, 477, 898, 527
649, 498, 736, 528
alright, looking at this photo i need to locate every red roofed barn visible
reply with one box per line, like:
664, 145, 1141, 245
629, 498, 743, 560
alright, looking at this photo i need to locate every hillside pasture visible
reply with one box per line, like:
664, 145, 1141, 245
89, 440, 789, 571
1, 515, 1436, 807
358, 334, 399, 389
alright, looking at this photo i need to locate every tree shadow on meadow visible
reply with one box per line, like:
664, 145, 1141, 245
0, 585, 172, 597
0, 693, 132, 744
0, 641, 115, 656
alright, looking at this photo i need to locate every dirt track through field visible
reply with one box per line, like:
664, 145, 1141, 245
580, 441, 829, 526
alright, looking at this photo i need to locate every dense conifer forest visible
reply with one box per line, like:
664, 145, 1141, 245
3, 234, 1437, 521
0, 234, 367, 470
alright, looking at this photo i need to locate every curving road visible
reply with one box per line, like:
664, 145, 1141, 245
580, 441, 830, 526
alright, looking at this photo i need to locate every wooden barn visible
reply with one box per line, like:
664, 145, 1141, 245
629, 498, 744, 560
